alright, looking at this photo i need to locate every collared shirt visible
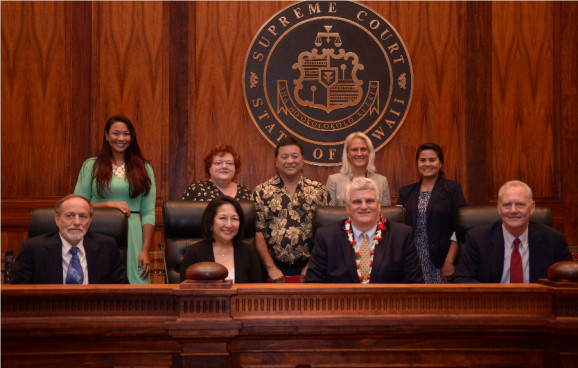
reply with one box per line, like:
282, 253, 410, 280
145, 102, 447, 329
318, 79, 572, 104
351, 223, 378, 252
253, 175, 331, 263
500, 225, 530, 284
61, 236, 89, 285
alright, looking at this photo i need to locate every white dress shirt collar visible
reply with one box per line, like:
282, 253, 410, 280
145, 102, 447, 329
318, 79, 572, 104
502, 225, 529, 252
350, 223, 378, 252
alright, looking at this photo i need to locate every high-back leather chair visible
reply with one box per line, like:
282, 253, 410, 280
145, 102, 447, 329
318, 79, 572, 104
28, 207, 128, 249
162, 200, 256, 284
455, 205, 553, 254
313, 206, 407, 237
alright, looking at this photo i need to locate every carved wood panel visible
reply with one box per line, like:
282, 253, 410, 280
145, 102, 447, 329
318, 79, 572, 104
490, 2, 559, 200
1, 2, 69, 196
3, 284, 577, 367
92, 1, 167, 197
1, 1, 577, 254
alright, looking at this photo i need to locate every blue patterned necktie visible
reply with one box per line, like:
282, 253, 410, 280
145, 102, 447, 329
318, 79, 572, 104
66, 247, 84, 284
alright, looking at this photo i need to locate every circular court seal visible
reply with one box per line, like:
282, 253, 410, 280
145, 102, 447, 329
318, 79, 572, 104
243, 1, 413, 165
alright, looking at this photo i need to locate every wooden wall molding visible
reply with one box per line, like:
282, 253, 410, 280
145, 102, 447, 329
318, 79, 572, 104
232, 289, 552, 316
166, 1, 193, 200
2, 283, 578, 367
463, 1, 491, 205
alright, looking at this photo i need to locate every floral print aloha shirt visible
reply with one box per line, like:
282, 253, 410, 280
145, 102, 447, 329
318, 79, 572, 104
252, 175, 331, 264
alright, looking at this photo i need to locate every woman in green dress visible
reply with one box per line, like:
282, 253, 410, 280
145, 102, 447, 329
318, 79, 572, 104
74, 115, 156, 284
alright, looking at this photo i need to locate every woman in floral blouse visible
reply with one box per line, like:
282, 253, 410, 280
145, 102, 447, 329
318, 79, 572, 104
181, 145, 251, 202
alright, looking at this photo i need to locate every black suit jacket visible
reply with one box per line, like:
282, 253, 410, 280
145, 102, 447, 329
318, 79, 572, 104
397, 177, 467, 267
305, 220, 424, 283
180, 240, 261, 283
11, 232, 127, 284
452, 221, 572, 283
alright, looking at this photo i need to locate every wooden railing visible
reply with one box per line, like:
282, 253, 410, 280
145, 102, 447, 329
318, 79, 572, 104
2, 278, 578, 368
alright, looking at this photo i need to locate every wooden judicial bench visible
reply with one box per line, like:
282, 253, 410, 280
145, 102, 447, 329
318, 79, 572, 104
3, 268, 578, 368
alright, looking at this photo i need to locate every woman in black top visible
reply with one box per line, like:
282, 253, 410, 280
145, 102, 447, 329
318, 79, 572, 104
180, 196, 261, 283
397, 143, 467, 283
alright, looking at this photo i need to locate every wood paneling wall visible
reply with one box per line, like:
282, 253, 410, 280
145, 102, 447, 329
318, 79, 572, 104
2, 1, 577, 253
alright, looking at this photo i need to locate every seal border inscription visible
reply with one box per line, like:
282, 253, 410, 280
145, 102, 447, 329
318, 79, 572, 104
243, 1, 413, 166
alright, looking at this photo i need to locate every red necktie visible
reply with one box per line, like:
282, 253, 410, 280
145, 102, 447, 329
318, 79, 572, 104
510, 238, 523, 283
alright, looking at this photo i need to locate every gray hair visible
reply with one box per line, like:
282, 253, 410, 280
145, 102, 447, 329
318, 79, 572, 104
55, 194, 94, 217
497, 180, 533, 203
344, 177, 381, 204
339, 132, 376, 177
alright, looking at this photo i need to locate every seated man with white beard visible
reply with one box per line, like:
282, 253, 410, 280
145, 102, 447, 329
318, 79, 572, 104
11, 194, 127, 284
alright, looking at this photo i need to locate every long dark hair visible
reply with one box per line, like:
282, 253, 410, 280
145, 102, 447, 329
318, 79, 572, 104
416, 142, 445, 179
92, 114, 152, 198
201, 196, 245, 244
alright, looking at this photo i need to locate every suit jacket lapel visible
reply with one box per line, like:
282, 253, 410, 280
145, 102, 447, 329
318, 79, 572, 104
370, 227, 387, 283
341, 229, 360, 283
426, 177, 443, 220
528, 224, 545, 282
406, 183, 420, 225
85, 237, 100, 284
45, 235, 64, 284
490, 224, 505, 282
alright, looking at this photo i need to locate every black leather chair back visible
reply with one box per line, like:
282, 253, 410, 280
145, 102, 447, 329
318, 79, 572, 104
28, 207, 129, 249
313, 206, 407, 237
162, 200, 256, 284
456, 205, 553, 251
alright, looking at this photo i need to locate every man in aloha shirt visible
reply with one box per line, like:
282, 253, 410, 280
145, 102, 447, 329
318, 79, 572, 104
253, 137, 331, 282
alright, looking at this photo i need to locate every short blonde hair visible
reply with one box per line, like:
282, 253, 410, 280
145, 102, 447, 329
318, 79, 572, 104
344, 177, 381, 204
498, 180, 534, 203
339, 132, 376, 177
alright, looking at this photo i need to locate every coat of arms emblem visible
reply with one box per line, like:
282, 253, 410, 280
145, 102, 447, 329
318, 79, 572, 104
244, 1, 413, 165
292, 25, 365, 114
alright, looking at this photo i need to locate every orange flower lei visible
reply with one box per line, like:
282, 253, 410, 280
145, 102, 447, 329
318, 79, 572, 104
344, 214, 387, 284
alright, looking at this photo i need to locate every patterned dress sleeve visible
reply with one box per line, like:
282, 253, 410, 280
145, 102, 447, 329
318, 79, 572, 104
236, 184, 253, 201
181, 182, 198, 200
252, 185, 267, 233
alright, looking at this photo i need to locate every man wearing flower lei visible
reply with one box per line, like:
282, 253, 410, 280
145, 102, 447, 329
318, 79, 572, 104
305, 177, 424, 284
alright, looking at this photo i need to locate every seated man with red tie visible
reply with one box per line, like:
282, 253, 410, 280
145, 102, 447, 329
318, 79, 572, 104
305, 177, 424, 284
453, 180, 572, 283
11, 194, 127, 284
